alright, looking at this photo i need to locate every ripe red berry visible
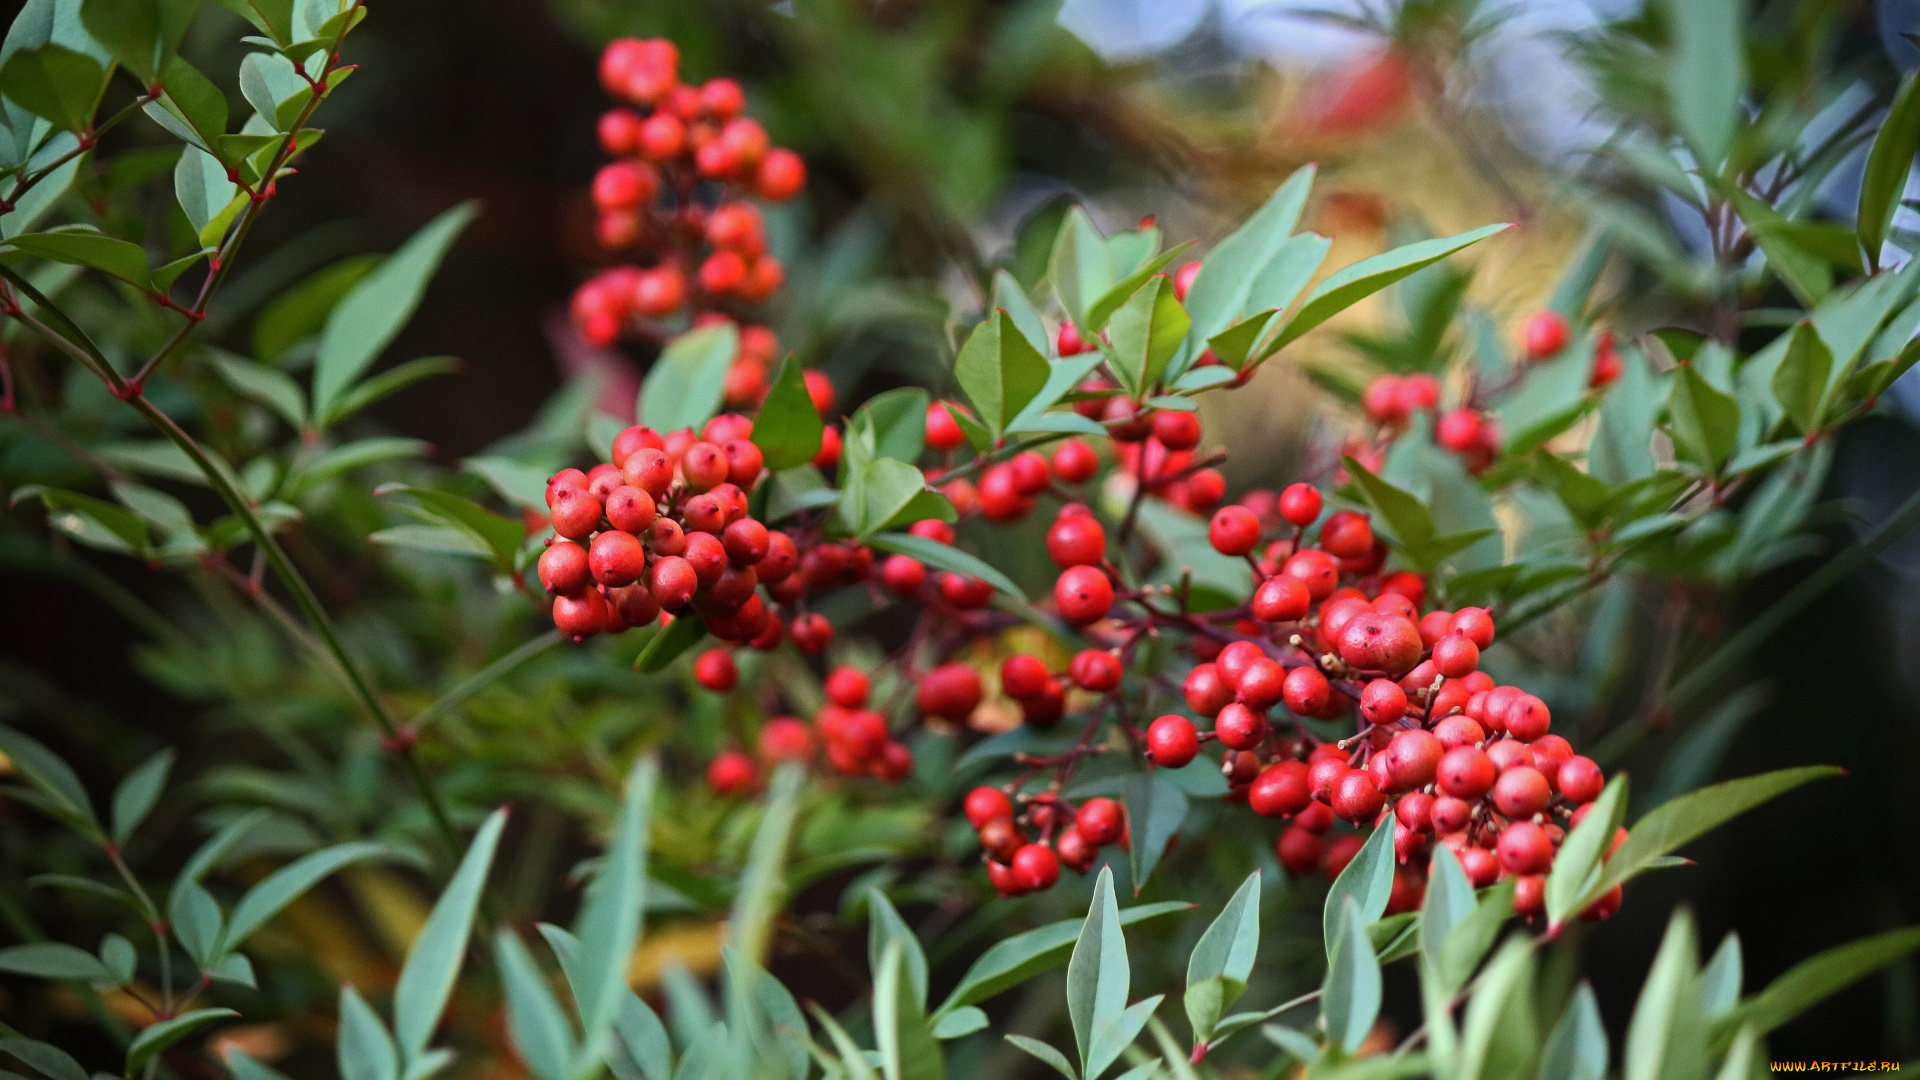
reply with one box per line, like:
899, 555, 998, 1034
649, 556, 698, 611
1213, 702, 1267, 751
1276, 825, 1321, 876
923, 400, 966, 451
538, 540, 592, 596
824, 666, 870, 709
1055, 827, 1095, 872
1182, 663, 1234, 717
592, 161, 657, 212
788, 612, 833, 653
1493, 766, 1552, 819
1437, 745, 1497, 799
1497, 821, 1555, 875
1145, 715, 1200, 767
1046, 513, 1106, 568
1251, 575, 1311, 622
552, 589, 611, 639
1436, 408, 1484, 453
588, 529, 647, 587
1384, 729, 1443, 792
1448, 607, 1496, 649
549, 491, 603, 540
1503, 694, 1552, 741
699, 250, 748, 294
1397, 373, 1440, 413
694, 648, 738, 691
1052, 439, 1098, 482
1282, 666, 1332, 716
1055, 565, 1114, 624
1151, 409, 1201, 450
1520, 309, 1570, 360
755, 148, 806, 201
1359, 678, 1407, 726
1076, 797, 1124, 846
1057, 320, 1087, 356
1459, 846, 1500, 887
1236, 659, 1287, 710
993, 655, 1048, 702
1276, 483, 1321, 528
1318, 510, 1374, 560
1432, 634, 1480, 679
1062, 650, 1117, 693
964, 786, 1013, 829
1331, 770, 1385, 824
1249, 760, 1313, 818
1209, 505, 1262, 556
1557, 756, 1604, 804
1486, 738, 1534, 773
707, 750, 758, 796
1336, 611, 1424, 674
1282, 549, 1339, 600
918, 663, 982, 721
1008, 451, 1050, 497
1433, 715, 1484, 750
1011, 844, 1060, 891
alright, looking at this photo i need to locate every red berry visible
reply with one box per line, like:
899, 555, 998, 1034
1520, 309, 1570, 360
1052, 439, 1098, 482
1459, 846, 1500, 887
1276, 825, 1322, 875
1057, 320, 1087, 355
592, 161, 657, 212
1151, 409, 1201, 450
1055, 565, 1114, 624
550, 491, 603, 540
1249, 761, 1313, 818
552, 589, 610, 639
1437, 746, 1496, 799
1056, 826, 1095, 872
788, 612, 833, 653
1318, 510, 1374, 559
649, 555, 698, 611
1359, 678, 1407, 725
1236, 659, 1287, 710
1011, 844, 1060, 891
1396, 791, 1434, 831
1336, 612, 1424, 674
1077, 797, 1124, 846
918, 663, 982, 721
1448, 607, 1496, 649
1021, 681, 1067, 726
1182, 663, 1234, 717
1503, 694, 1552, 741
588, 529, 647, 587
1145, 715, 1200, 767
1486, 738, 1534, 773
964, 787, 1013, 829
1322, 834, 1365, 877
1432, 634, 1480, 678
1493, 766, 1552, 819
1497, 821, 1555, 876
1009, 451, 1050, 496
538, 540, 591, 596
1557, 756, 1604, 804
1251, 575, 1311, 622
1362, 375, 1409, 425
758, 717, 814, 763
1397, 373, 1440, 413
1331, 770, 1385, 824
754, 148, 806, 201
1282, 549, 1339, 600
1282, 666, 1332, 716
1047, 513, 1106, 568
694, 648, 738, 691
1436, 408, 1484, 453
1385, 729, 1443, 790
1213, 702, 1267, 751
1433, 716, 1484, 751
1209, 505, 1262, 556
1278, 483, 1322, 527
707, 750, 758, 796
1066, 649, 1120, 692
825, 666, 870, 708
598, 108, 642, 154
999, 654, 1053, 701
924, 400, 967, 451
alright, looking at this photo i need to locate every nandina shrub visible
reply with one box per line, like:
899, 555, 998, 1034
0, 2, 1918, 1078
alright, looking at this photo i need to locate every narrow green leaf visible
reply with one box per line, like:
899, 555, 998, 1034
1539, 983, 1607, 1080
992, 269, 1048, 352
1718, 926, 1920, 1041
0, 942, 113, 982
1455, 936, 1537, 1080
1701, 932, 1743, 1020
1083, 243, 1191, 334
1183, 870, 1260, 1043
1183, 164, 1317, 339
1106, 276, 1189, 396
573, 757, 658, 1067
0, 44, 105, 131
1268, 224, 1511, 354
955, 311, 1050, 438
1006, 1035, 1078, 1080
225, 841, 389, 949
633, 614, 706, 672
931, 1008, 987, 1040
873, 940, 944, 1080
0, 1036, 88, 1080
337, 986, 400, 1080
495, 930, 578, 1080
109, 748, 173, 846
0, 725, 98, 836
255, 254, 382, 362
1624, 910, 1705, 1080
314, 202, 477, 417
1050, 207, 1112, 333
1771, 322, 1832, 435
1667, 361, 1741, 472
80, 0, 196, 82
934, 902, 1189, 1014
1859, 74, 1920, 268
8, 230, 153, 290
1067, 867, 1129, 1076
752, 356, 825, 470
1087, 996, 1161, 1080
1594, 767, 1841, 898
869, 532, 1024, 601
1342, 456, 1436, 551
1123, 773, 1188, 892
868, 889, 930, 1011
394, 807, 506, 1066
321, 355, 462, 429
1419, 846, 1474, 985
1321, 897, 1381, 1054
1439, 882, 1516, 997
208, 349, 306, 429
1546, 774, 1627, 926
727, 763, 804, 966
1665, 0, 1745, 167
100, 934, 135, 984
1323, 815, 1396, 961
128, 1008, 239, 1075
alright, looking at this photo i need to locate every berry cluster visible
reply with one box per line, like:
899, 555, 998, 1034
701, 664, 915, 796
570, 36, 807, 407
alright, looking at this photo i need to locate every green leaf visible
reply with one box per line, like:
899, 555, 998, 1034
1268, 224, 1511, 354
394, 808, 506, 1067
1083, 243, 1191, 335
209, 0, 295, 44
338, 984, 400, 1080
127, 1008, 239, 1075
254, 254, 382, 363
873, 939, 944, 1080
321, 355, 461, 429
1322, 806, 1396, 961
1667, 361, 1741, 472
175, 146, 240, 243
1665, 0, 1744, 167
1049, 207, 1112, 334
8, 230, 153, 290
1701, 932, 1743, 1020
0, 724, 98, 837
1440, 882, 1515, 997
854, 458, 948, 540
633, 614, 705, 672
572, 757, 657, 1068
1540, 983, 1608, 1080
1455, 937, 1536, 1080
1548, 233, 1611, 320
955, 310, 1050, 439
223, 1048, 295, 1080
1342, 456, 1436, 552
1716, 926, 1920, 1043
855, 387, 931, 463
225, 841, 389, 949
110, 748, 173, 845
752, 356, 825, 470
0, 942, 114, 982
376, 484, 522, 574
178, 809, 271, 888
1123, 773, 1188, 892
1088, 997, 1161, 1080
1322, 897, 1381, 1054
868, 888, 929, 1011
462, 455, 549, 511
495, 930, 578, 1080
728, 762, 804, 966
1418, 846, 1474, 991
992, 269, 1048, 352
1067, 867, 1130, 1077
99, 933, 135, 984
935, 902, 1189, 1015
868, 532, 1023, 601
0, 1036, 87, 1080
143, 55, 227, 152
1183, 870, 1260, 1043
932, 1007, 987, 1040
79, 0, 195, 82
1594, 767, 1840, 899
0, 44, 105, 131
1106, 276, 1189, 397
1771, 322, 1832, 435
1546, 774, 1627, 927
1624, 910, 1706, 1080
314, 202, 477, 417
287, 437, 430, 496
1859, 72, 1920, 269
1183, 164, 1317, 339
1006, 1035, 1078, 1080
208, 349, 306, 429
639, 322, 739, 434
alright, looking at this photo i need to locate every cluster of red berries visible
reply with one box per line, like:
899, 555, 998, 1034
702, 664, 914, 796
1109, 482, 1619, 921
962, 786, 1130, 896
570, 37, 805, 352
